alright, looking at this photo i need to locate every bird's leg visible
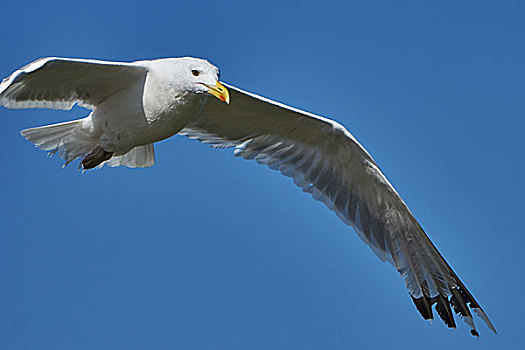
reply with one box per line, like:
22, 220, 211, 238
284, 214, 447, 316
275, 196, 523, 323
81, 146, 113, 169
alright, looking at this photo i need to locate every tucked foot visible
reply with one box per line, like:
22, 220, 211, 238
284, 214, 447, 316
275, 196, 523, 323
82, 146, 113, 169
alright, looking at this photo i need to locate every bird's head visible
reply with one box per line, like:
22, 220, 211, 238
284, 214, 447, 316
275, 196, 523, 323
168, 57, 230, 104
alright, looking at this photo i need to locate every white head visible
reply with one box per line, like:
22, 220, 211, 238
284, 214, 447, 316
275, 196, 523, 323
153, 57, 229, 104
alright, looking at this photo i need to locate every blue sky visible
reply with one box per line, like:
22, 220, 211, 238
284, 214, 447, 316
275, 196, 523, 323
0, 1, 523, 349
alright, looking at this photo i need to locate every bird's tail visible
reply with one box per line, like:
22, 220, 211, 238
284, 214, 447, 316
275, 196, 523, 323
21, 118, 95, 166
21, 119, 156, 169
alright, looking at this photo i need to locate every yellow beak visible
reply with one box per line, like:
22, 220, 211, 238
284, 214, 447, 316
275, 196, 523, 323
204, 81, 230, 104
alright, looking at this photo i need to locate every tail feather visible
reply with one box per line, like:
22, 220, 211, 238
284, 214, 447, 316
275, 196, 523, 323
21, 119, 94, 165
21, 119, 155, 169
21, 120, 80, 150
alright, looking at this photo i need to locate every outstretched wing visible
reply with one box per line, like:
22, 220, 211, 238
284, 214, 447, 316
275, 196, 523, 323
180, 83, 496, 336
0, 57, 147, 110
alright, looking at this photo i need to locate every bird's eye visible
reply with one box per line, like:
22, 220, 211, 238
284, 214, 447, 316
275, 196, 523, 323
191, 69, 200, 77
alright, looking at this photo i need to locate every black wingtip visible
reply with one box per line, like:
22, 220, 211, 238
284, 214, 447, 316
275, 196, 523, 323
434, 295, 456, 329
411, 295, 433, 320
450, 287, 482, 336
412, 290, 492, 336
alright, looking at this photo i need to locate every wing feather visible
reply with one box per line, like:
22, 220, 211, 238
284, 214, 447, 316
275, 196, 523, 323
0, 57, 147, 110
179, 83, 496, 335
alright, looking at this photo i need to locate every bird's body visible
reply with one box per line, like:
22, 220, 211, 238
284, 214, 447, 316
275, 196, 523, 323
84, 66, 201, 154
0, 56, 496, 336
1, 57, 223, 167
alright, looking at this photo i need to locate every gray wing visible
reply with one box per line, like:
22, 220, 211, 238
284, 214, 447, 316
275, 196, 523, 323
0, 57, 147, 110
180, 83, 496, 336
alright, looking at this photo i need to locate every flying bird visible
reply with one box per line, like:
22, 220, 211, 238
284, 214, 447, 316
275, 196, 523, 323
0, 56, 496, 336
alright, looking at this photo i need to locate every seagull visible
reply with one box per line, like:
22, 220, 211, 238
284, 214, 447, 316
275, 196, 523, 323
0, 56, 496, 336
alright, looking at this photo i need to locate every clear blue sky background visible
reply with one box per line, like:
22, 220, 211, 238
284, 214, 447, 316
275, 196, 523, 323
0, 1, 523, 349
